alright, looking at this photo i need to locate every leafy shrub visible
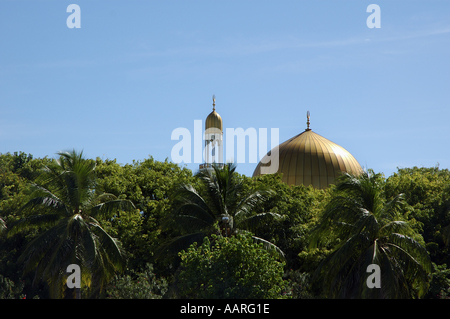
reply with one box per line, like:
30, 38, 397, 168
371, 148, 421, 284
0, 274, 24, 299
176, 234, 287, 299
106, 263, 168, 299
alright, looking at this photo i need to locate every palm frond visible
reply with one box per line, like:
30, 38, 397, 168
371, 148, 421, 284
250, 235, 286, 261
89, 198, 135, 219
88, 217, 126, 272
90, 193, 118, 206
155, 232, 207, 259
335, 171, 384, 215
379, 193, 405, 221
8, 213, 63, 237
172, 203, 216, 232
0, 217, 6, 233
52, 150, 97, 210
383, 235, 431, 298
314, 233, 366, 285
234, 188, 274, 219
196, 168, 228, 215
309, 198, 363, 249
386, 233, 432, 273
351, 209, 380, 242
237, 212, 284, 232
234, 229, 285, 261
18, 183, 69, 215
42, 216, 88, 292
17, 217, 71, 278
379, 221, 413, 237
377, 245, 411, 298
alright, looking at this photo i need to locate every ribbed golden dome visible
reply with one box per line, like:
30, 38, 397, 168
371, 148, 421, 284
253, 113, 362, 189
205, 96, 223, 131
205, 110, 223, 131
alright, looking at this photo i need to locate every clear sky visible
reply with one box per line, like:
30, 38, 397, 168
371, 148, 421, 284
1, 0, 449, 178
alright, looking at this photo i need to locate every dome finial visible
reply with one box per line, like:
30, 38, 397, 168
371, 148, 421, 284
212, 95, 216, 111
306, 110, 311, 131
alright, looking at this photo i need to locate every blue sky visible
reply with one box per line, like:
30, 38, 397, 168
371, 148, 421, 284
1, 0, 449, 178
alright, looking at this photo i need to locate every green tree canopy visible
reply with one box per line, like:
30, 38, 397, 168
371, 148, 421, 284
176, 233, 287, 299
385, 166, 450, 263
94, 156, 196, 272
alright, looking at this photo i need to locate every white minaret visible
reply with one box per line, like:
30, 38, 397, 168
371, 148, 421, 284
200, 95, 224, 170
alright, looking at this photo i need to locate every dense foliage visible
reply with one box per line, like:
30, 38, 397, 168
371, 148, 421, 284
7, 150, 135, 298
161, 163, 284, 260
176, 234, 286, 299
105, 263, 168, 299
309, 171, 431, 298
1, 151, 449, 298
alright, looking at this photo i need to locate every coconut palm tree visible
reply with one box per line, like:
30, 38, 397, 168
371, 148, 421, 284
161, 163, 285, 259
309, 170, 431, 298
8, 150, 135, 298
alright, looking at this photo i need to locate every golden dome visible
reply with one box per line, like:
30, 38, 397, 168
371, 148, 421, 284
205, 96, 223, 131
253, 112, 362, 189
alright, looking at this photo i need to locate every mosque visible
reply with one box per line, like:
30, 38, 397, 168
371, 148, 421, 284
199, 97, 362, 189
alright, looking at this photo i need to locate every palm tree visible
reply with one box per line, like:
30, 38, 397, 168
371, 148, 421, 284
8, 150, 135, 298
161, 163, 285, 259
309, 170, 431, 298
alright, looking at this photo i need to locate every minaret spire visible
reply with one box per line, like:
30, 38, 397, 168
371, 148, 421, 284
306, 110, 311, 131
200, 95, 224, 170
